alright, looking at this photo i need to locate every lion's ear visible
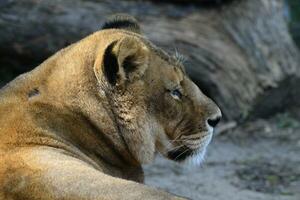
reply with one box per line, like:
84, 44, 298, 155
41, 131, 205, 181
101, 14, 141, 34
102, 37, 149, 86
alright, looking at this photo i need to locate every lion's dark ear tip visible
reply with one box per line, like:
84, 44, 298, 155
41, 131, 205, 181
101, 14, 141, 34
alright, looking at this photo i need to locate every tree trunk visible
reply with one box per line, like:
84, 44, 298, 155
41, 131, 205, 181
0, 0, 299, 121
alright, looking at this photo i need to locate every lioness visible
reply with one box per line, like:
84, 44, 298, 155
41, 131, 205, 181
0, 14, 221, 200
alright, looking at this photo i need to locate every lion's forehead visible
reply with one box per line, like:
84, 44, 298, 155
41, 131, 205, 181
150, 50, 186, 83
149, 46, 185, 73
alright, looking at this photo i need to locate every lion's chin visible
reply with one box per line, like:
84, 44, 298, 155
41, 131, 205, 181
167, 132, 213, 165
184, 136, 213, 166
183, 148, 207, 166
166, 146, 208, 166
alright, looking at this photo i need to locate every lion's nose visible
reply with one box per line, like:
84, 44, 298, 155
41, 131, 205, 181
207, 116, 221, 128
203, 98, 222, 128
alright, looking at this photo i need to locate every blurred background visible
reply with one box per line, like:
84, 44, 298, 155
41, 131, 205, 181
0, 0, 299, 199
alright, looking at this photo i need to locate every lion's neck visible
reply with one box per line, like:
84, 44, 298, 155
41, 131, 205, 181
40, 64, 144, 181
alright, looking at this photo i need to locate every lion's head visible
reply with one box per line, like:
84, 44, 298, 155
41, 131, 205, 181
94, 14, 221, 165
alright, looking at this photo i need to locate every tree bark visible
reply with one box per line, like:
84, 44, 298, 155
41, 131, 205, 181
0, 0, 299, 121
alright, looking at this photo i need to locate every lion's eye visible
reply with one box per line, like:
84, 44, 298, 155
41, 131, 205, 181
170, 89, 182, 100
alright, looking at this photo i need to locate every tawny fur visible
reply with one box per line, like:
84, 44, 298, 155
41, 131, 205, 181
0, 18, 221, 200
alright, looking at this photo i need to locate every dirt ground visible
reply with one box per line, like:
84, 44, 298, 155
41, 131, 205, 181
144, 113, 300, 200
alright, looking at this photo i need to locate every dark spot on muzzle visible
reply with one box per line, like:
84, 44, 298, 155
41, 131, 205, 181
28, 88, 40, 98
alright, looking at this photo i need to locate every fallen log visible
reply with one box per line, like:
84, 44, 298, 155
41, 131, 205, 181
0, 0, 299, 120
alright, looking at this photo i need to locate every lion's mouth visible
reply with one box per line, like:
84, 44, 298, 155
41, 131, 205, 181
167, 146, 194, 161
167, 132, 213, 162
